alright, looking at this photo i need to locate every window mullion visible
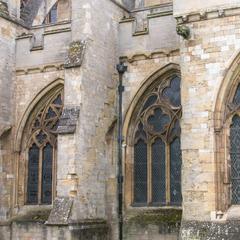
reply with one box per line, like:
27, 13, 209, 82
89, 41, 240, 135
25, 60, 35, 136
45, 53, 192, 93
166, 144, 170, 205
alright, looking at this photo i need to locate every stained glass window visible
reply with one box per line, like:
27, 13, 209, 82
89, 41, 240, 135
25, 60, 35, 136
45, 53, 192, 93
133, 75, 182, 206
26, 90, 63, 204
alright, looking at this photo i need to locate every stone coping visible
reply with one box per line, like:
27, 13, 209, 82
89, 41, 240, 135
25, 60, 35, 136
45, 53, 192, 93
175, 5, 240, 24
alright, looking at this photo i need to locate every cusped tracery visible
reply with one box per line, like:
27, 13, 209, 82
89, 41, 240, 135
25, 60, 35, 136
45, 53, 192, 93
133, 75, 182, 206
26, 90, 63, 205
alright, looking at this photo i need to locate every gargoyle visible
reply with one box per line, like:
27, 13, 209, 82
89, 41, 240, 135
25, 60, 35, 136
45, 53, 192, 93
176, 25, 190, 40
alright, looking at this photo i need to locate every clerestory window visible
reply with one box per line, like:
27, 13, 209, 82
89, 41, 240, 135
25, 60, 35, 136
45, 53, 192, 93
133, 75, 182, 206
26, 90, 63, 204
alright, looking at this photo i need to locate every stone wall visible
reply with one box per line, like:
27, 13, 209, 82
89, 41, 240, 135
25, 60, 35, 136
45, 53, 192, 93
0, 222, 109, 240
0, 16, 16, 222
174, 0, 240, 16
176, 4, 240, 239
180, 13, 240, 221
3, 0, 240, 240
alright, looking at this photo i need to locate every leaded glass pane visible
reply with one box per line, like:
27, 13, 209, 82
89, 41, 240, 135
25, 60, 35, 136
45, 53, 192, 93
141, 94, 157, 113
169, 120, 181, 140
147, 108, 170, 133
163, 76, 181, 107
36, 130, 47, 144
53, 94, 62, 105
41, 143, 53, 204
170, 137, 182, 205
134, 139, 147, 204
27, 144, 39, 204
233, 85, 240, 106
46, 107, 57, 119
152, 138, 166, 204
230, 115, 240, 204
135, 122, 147, 141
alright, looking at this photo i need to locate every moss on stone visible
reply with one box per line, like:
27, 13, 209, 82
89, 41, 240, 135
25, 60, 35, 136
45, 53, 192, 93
125, 208, 182, 227
11, 209, 51, 223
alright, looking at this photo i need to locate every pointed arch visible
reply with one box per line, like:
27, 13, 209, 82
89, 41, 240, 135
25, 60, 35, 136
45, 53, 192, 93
123, 63, 182, 207
15, 78, 64, 206
214, 50, 240, 128
14, 78, 64, 153
214, 50, 240, 212
123, 63, 180, 145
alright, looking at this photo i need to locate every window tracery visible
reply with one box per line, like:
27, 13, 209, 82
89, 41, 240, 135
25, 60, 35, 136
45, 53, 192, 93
26, 90, 63, 204
132, 75, 182, 206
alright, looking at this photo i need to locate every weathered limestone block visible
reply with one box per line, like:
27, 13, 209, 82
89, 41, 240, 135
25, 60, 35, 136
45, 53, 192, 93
64, 41, 86, 68
181, 220, 240, 240
47, 197, 73, 225
57, 107, 80, 134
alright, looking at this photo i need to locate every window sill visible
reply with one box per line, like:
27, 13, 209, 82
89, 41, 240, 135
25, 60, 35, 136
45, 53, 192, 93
124, 207, 182, 227
12, 205, 52, 224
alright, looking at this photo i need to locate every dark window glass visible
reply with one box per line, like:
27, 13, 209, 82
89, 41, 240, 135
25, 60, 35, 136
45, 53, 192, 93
49, 4, 57, 24
233, 85, 240, 106
46, 107, 57, 119
134, 139, 148, 204
170, 137, 182, 205
27, 144, 39, 204
230, 115, 240, 204
53, 94, 62, 105
152, 138, 166, 204
163, 76, 181, 107
41, 143, 53, 204
36, 131, 47, 145
142, 94, 157, 113
147, 108, 170, 133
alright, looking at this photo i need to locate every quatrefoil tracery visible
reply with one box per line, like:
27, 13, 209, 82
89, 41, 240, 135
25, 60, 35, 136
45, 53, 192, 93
133, 75, 182, 145
28, 91, 63, 148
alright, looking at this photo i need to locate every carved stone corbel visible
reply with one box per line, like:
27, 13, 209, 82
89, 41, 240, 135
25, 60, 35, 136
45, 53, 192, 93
64, 40, 86, 68
176, 25, 191, 40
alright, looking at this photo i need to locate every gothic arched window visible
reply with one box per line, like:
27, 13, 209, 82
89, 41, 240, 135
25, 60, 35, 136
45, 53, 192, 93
133, 75, 182, 206
26, 90, 63, 204
230, 84, 240, 205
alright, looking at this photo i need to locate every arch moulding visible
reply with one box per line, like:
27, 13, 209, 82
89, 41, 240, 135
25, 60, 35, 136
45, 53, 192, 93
123, 62, 180, 144
214, 50, 240, 212
14, 78, 64, 153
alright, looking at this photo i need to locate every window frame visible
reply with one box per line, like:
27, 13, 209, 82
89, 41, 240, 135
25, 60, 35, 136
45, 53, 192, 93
124, 70, 182, 208
23, 90, 63, 205
215, 81, 240, 212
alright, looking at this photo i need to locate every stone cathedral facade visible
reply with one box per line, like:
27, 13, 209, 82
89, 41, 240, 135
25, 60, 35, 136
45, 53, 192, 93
1, 0, 240, 239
